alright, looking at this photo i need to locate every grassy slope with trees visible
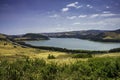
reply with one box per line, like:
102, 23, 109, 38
0, 36, 120, 79
91, 29, 120, 42
0, 32, 120, 79
9, 33, 50, 41
43, 29, 120, 42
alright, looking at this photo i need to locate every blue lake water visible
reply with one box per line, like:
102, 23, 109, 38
25, 38, 120, 50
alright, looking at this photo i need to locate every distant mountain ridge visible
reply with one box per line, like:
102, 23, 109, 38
0, 29, 120, 42
42, 30, 106, 37
42, 29, 120, 42
92, 29, 120, 42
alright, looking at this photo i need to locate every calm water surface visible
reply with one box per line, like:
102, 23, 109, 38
25, 38, 120, 50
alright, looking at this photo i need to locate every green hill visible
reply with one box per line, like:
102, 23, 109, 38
92, 29, 120, 42
9, 33, 50, 41
43, 29, 120, 42
0, 33, 7, 40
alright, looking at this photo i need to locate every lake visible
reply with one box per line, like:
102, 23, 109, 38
25, 38, 120, 50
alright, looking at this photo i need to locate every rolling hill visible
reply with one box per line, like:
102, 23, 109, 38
0, 33, 7, 40
92, 29, 120, 42
42, 29, 120, 42
0, 29, 120, 42
8, 33, 49, 41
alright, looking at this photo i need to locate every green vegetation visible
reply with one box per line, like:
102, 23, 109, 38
0, 57, 120, 80
94, 29, 120, 42
0, 33, 7, 40
43, 29, 120, 42
1, 29, 120, 42
109, 48, 120, 52
86, 29, 120, 42
72, 53, 92, 58
47, 54, 56, 59
0, 37, 120, 80
0, 33, 49, 42
22, 33, 49, 40
9, 33, 49, 41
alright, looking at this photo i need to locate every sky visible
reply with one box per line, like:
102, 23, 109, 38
0, 0, 120, 34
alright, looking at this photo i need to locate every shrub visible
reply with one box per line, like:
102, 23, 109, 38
0, 57, 120, 80
72, 53, 92, 58
109, 48, 120, 52
47, 54, 56, 59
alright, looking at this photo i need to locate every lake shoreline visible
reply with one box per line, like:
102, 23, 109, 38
24, 38, 120, 51
17, 41, 108, 54
7, 38, 120, 53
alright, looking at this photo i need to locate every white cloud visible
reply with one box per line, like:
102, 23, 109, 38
72, 21, 106, 26
87, 5, 90, 7
61, 2, 83, 12
74, 5, 83, 9
90, 14, 99, 18
73, 22, 81, 25
90, 13, 118, 18
106, 6, 110, 8
67, 16, 77, 19
103, 18, 120, 24
102, 11, 111, 14
79, 15, 87, 18
100, 13, 116, 17
66, 2, 82, 9
67, 2, 78, 7
49, 14, 59, 18
63, 3, 93, 11
62, 7, 69, 12
71, 17, 120, 30
86, 4, 93, 8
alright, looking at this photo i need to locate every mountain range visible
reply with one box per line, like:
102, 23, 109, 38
42, 29, 120, 42
0, 29, 120, 42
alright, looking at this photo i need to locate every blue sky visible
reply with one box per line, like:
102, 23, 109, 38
0, 0, 120, 34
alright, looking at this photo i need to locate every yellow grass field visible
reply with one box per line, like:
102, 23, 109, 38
0, 40, 120, 63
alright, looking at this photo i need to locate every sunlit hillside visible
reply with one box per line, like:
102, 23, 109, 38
0, 40, 120, 63
0, 40, 83, 63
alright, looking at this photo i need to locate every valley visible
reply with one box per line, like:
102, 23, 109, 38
0, 29, 120, 80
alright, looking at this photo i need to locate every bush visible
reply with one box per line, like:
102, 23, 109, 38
72, 53, 92, 58
0, 57, 120, 80
47, 54, 56, 59
109, 48, 120, 52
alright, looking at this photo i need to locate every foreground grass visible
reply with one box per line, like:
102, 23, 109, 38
0, 57, 120, 80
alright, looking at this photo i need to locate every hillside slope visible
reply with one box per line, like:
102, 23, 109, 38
92, 29, 120, 42
42, 30, 105, 38
0, 33, 8, 40
43, 29, 120, 42
9, 33, 49, 41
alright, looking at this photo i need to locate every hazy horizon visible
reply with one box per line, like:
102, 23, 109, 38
0, 0, 120, 35
1, 28, 119, 35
